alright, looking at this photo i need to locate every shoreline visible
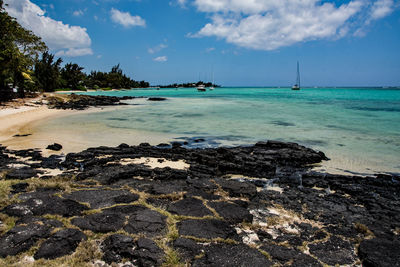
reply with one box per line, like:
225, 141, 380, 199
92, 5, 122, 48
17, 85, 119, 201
0, 96, 397, 176
0, 94, 154, 156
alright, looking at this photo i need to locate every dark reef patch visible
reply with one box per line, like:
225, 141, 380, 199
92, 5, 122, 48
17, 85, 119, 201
271, 120, 295, 127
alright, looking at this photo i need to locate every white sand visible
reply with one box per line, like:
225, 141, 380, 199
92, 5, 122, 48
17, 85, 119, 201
0, 105, 67, 142
0, 97, 172, 157
0, 97, 114, 156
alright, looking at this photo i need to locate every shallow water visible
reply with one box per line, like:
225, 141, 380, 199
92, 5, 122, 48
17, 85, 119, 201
42, 87, 400, 175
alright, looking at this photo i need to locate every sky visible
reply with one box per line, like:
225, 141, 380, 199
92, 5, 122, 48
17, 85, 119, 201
4, 0, 400, 87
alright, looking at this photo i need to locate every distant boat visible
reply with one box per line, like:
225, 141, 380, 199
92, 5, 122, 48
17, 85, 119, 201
292, 61, 300, 90
209, 71, 215, 90
197, 84, 206, 92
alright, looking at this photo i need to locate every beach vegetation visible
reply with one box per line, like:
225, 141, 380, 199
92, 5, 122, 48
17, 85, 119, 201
0, 0, 47, 101
34, 51, 63, 92
60, 63, 86, 91
85, 64, 149, 90
0, 2, 150, 101
162, 248, 184, 267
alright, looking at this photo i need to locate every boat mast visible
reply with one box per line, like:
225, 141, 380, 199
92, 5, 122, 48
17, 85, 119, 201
297, 61, 300, 88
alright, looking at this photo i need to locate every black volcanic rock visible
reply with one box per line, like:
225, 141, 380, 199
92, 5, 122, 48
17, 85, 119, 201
308, 236, 356, 265
173, 238, 203, 262
148, 97, 167, 101
3, 140, 398, 266
10, 182, 29, 194
133, 237, 165, 266
47, 94, 135, 110
358, 238, 400, 267
5, 167, 37, 180
214, 178, 257, 198
41, 155, 63, 169
101, 235, 165, 265
46, 143, 62, 151
102, 204, 147, 215
149, 180, 188, 195
177, 219, 238, 240
124, 209, 167, 237
101, 234, 136, 264
208, 201, 252, 223
260, 244, 300, 263
60, 140, 327, 184
34, 228, 87, 259
15, 216, 63, 228
260, 243, 322, 266
0, 223, 52, 257
63, 189, 139, 209
192, 243, 272, 267
2, 197, 88, 217
290, 253, 323, 267
72, 212, 126, 233
167, 197, 213, 217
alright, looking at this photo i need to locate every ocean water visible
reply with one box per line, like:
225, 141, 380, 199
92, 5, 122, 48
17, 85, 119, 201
42, 87, 400, 175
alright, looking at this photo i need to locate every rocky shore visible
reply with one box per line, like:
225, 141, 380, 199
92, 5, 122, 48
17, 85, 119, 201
0, 139, 399, 266
7, 93, 165, 111
45, 94, 138, 110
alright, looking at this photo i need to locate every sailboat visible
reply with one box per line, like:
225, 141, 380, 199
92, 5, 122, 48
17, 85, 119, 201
209, 71, 215, 90
292, 61, 300, 90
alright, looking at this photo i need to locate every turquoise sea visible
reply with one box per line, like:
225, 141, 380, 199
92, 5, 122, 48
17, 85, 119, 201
44, 87, 400, 175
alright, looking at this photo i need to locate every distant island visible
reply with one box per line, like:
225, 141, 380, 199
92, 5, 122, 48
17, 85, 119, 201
156, 81, 220, 89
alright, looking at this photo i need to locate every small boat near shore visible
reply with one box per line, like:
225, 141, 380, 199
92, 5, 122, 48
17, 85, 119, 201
197, 84, 206, 92
292, 61, 301, 90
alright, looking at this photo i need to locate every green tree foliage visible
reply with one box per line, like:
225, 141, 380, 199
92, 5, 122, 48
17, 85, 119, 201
34, 51, 63, 92
60, 63, 86, 90
85, 64, 149, 89
1, 0, 149, 98
0, 0, 47, 101
158, 81, 218, 88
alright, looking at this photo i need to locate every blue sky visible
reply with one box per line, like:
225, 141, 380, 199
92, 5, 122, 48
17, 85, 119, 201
4, 0, 400, 86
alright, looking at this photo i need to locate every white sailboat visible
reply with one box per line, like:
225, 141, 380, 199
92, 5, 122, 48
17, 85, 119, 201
292, 61, 300, 90
209, 71, 215, 90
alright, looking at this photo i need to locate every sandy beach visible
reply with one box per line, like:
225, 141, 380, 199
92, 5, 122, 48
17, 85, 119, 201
0, 95, 111, 156
0, 106, 63, 140
0, 95, 175, 157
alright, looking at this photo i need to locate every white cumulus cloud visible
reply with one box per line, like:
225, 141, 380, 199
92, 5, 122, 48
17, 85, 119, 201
177, 0, 187, 7
4, 0, 92, 57
189, 0, 396, 51
55, 48, 93, 57
73, 9, 84, 16
153, 56, 168, 62
148, 44, 168, 54
370, 0, 395, 20
110, 8, 146, 28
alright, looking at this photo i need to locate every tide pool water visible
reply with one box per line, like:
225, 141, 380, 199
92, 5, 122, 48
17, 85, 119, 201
42, 87, 400, 175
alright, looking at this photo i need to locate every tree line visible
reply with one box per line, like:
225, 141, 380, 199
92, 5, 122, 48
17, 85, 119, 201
0, 1, 149, 102
158, 81, 219, 88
